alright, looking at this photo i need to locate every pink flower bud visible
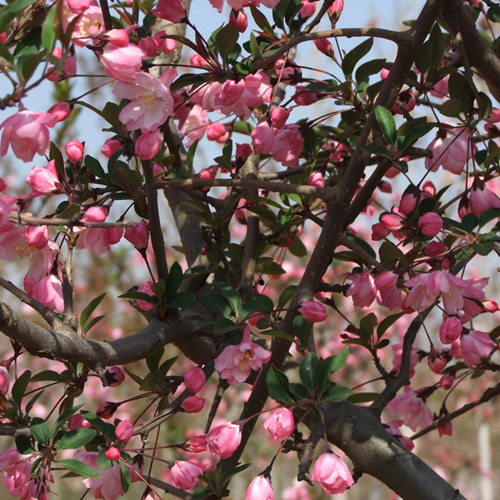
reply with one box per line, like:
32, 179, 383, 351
65, 139, 84, 163
69, 413, 92, 430
245, 476, 274, 500
399, 193, 417, 214
428, 349, 448, 374
251, 121, 275, 155
307, 171, 325, 188
485, 107, 500, 123
378, 180, 392, 193
115, 420, 134, 442
380, 68, 390, 79
418, 212, 443, 237
439, 317, 462, 344
298, 300, 327, 322
103, 29, 129, 47
380, 213, 404, 232
270, 107, 289, 129
262, 408, 295, 441
101, 139, 122, 158
153, 31, 177, 55
392, 89, 416, 114
422, 180, 436, 197
136, 281, 155, 310
187, 435, 207, 453
236, 143, 252, 161
47, 102, 72, 122
26, 225, 49, 249
190, 54, 209, 68
183, 367, 206, 394
229, 9, 248, 32
484, 300, 498, 313
139, 37, 159, 57
437, 418, 453, 437
96, 402, 118, 419
206, 121, 229, 143
124, 220, 149, 250
105, 447, 121, 461
170, 461, 205, 490
424, 240, 446, 257
314, 38, 334, 57
105, 366, 125, 387
135, 130, 163, 160
371, 222, 389, 241
0, 367, 9, 396
327, 0, 344, 28
311, 452, 354, 495
299, 0, 316, 19
66, 0, 91, 14
207, 422, 241, 459
182, 395, 205, 413
439, 373, 454, 389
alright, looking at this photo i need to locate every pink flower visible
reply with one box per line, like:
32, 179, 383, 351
391, 343, 418, 378
26, 160, 60, 195
404, 270, 486, 315
100, 43, 146, 83
307, 171, 325, 187
114, 69, 177, 132
345, 271, 376, 308
425, 127, 476, 174
314, 38, 334, 57
271, 124, 304, 168
48, 102, 72, 122
207, 422, 242, 459
385, 420, 414, 450
2, 459, 32, 497
299, 0, 316, 19
418, 212, 443, 237
170, 461, 205, 490
230, 9, 248, 32
65, 139, 84, 163
375, 271, 403, 310
74, 451, 140, 499
270, 107, 290, 128
298, 301, 327, 322
183, 367, 206, 394
105, 366, 125, 387
31, 275, 64, 313
214, 327, 271, 385
134, 130, 163, 160
105, 447, 121, 461
178, 104, 210, 146
245, 476, 274, 500
439, 317, 462, 344
311, 452, 354, 495
75, 207, 123, 254
468, 177, 500, 215
460, 330, 494, 367
26, 225, 49, 249
115, 420, 134, 442
486, 107, 500, 123
0, 196, 17, 229
0, 110, 59, 162
399, 193, 417, 214
182, 395, 205, 413
0, 367, 8, 396
71, 6, 104, 46
101, 139, 122, 158
124, 220, 149, 250
152, 31, 177, 55
263, 408, 295, 441
152, 0, 185, 22
392, 89, 416, 114
387, 386, 433, 431
187, 436, 207, 453
47, 47, 77, 81
327, 0, 344, 28
206, 121, 229, 143
251, 121, 275, 154
66, 0, 91, 14
70, 414, 91, 430
136, 281, 155, 310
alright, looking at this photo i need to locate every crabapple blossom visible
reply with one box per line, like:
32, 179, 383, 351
206, 422, 242, 459
29, 275, 64, 313
75, 207, 123, 254
0, 110, 59, 162
70, 414, 92, 430
468, 177, 500, 215
26, 160, 60, 195
439, 317, 463, 344
101, 139, 122, 158
183, 367, 206, 394
387, 386, 433, 431
66, 0, 91, 14
152, 0, 185, 23
100, 43, 146, 83
418, 212, 443, 237
271, 124, 304, 167
170, 461, 205, 490
136, 281, 155, 310
105, 366, 125, 387
251, 121, 275, 154
0, 367, 8, 396
71, 6, 104, 46
124, 220, 149, 250
105, 447, 121, 461
270, 106, 290, 128
134, 130, 163, 160
374, 271, 403, 310
26, 226, 49, 249
298, 301, 328, 322
314, 37, 334, 57
460, 330, 494, 367
327, 0, 344, 27
245, 476, 274, 500
345, 271, 377, 308
214, 328, 271, 385
182, 395, 205, 413
115, 420, 134, 442
311, 452, 354, 495
187, 436, 207, 453
65, 139, 84, 163
114, 69, 177, 132
230, 9, 248, 32
262, 408, 295, 440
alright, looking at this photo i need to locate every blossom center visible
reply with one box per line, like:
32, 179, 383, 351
238, 350, 253, 369
135, 91, 158, 111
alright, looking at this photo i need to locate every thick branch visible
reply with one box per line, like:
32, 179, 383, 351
322, 401, 466, 500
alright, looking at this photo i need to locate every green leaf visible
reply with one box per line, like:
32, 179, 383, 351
479, 208, 500, 227
84, 315, 105, 334
401, 123, 434, 151
440, 98, 463, 118
59, 459, 101, 478
487, 5, 500, 22
377, 312, 404, 339
249, 4, 275, 36
355, 58, 386, 83
213, 318, 237, 333
299, 353, 321, 389
30, 370, 60, 382
118, 291, 156, 304
31, 418, 50, 445
97, 450, 114, 470
204, 294, 232, 318
12, 370, 31, 407
16, 436, 35, 455
217, 282, 241, 314
473, 241, 494, 256
289, 383, 308, 401
80, 411, 115, 441
168, 292, 195, 309
342, 38, 373, 76
259, 329, 294, 342
120, 461, 131, 493
41, 5, 57, 52
345, 232, 377, 259
240, 294, 274, 320
360, 313, 377, 339
80, 293, 106, 331
278, 285, 296, 309
215, 23, 239, 62
147, 348, 164, 372
56, 429, 97, 450
319, 347, 349, 384
267, 366, 295, 404
52, 405, 83, 435
362, 144, 389, 157
323, 384, 353, 402
165, 261, 183, 299
347, 392, 379, 403
375, 105, 397, 145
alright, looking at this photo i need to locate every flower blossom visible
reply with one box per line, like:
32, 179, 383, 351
114, 69, 177, 132
460, 330, 494, 367
311, 452, 354, 495
387, 386, 433, 431
245, 476, 274, 500
404, 270, 486, 315
0, 110, 59, 162
26, 160, 61, 196
345, 271, 377, 308
298, 301, 327, 322
206, 422, 241, 459
214, 328, 271, 385
263, 408, 295, 440
100, 43, 146, 83
170, 461, 205, 490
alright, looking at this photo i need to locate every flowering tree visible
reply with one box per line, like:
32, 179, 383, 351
0, 0, 499, 498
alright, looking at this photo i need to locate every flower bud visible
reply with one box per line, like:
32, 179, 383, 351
105, 366, 125, 387
263, 408, 295, 441
182, 395, 205, 413
124, 220, 149, 250
135, 130, 163, 160
229, 9, 248, 33
418, 212, 443, 237
65, 139, 84, 163
183, 367, 206, 394
298, 300, 327, 322
115, 420, 134, 442
105, 447, 121, 461
101, 139, 122, 158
